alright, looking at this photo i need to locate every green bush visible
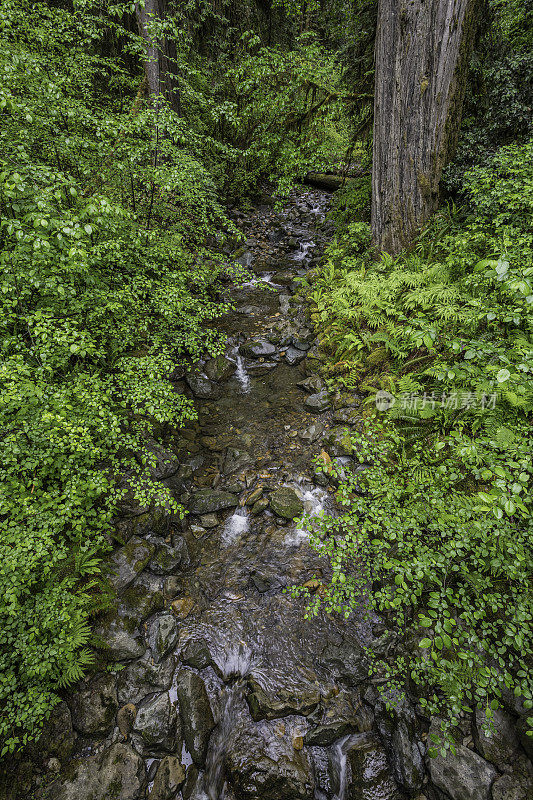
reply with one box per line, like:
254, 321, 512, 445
298, 140, 533, 746
0, 1, 230, 754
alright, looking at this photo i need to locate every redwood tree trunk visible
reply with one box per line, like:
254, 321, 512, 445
371, 0, 480, 254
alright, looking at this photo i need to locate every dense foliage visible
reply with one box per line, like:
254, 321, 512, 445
298, 140, 533, 746
0, 0, 232, 754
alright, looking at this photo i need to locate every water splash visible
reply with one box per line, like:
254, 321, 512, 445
234, 353, 251, 394
291, 240, 315, 262
285, 485, 328, 545
222, 508, 250, 545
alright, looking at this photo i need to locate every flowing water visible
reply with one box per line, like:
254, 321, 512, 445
33, 189, 426, 800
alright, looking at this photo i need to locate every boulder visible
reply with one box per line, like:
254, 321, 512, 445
28, 701, 76, 762
428, 736, 497, 800
304, 391, 330, 413
186, 373, 221, 400
473, 707, 521, 769
299, 421, 324, 443
95, 615, 145, 661
139, 440, 180, 480
175, 670, 216, 768
121, 572, 165, 620
240, 339, 277, 358
107, 536, 155, 593
133, 692, 179, 754
148, 757, 186, 800
68, 674, 118, 736
246, 675, 320, 721
297, 375, 324, 394
53, 743, 145, 800
117, 654, 175, 706
225, 716, 314, 800
374, 697, 424, 793
189, 489, 238, 515
346, 734, 401, 800
269, 487, 304, 520
205, 355, 236, 383
332, 407, 359, 425
145, 613, 179, 662
149, 539, 186, 575
285, 347, 306, 365
326, 427, 355, 457
491, 773, 533, 800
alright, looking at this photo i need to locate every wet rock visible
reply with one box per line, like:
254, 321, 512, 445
176, 670, 216, 768
121, 574, 165, 626
149, 539, 186, 575
107, 536, 155, 593
428, 730, 497, 800
53, 743, 145, 800
271, 271, 295, 287
145, 613, 179, 662
346, 734, 401, 800
117, 703, 137, 738
179, 638, 213, 670
225, 715, 314, 800
95, 614, 145, 661
240, 339, 277, 358
491, 773, 533, 800
222, 447, 253, 474
299, 421, 324, 443
251, 497, 270, 516
149, 757, 186, 800
375, 697, 424, 793
297, 375, 324, 394
117, 654, 175, 706
181, 765, 199, 800
304, 391, 330, 412
133, 692, 179, 754
279, 295, 290, 314
28, 701, 76, 761
473, 707, 521, 769
171, 595, 195, 619
285, 346, 306, 365
321, 643, 369, 687
326, 426, 355, 457
199, 513, 218, 528
332, 407, 359, 425
204, 355, 236, 383
291, 336, 313, 351
189, 489, 238, 514
250, 568, 287, 593
305, 692, 372, 746
186, 373, 221, 400
269, 487, 304, 519
68, 674, 118, 736
246, 676, 320, 720
140, 440, 180, 480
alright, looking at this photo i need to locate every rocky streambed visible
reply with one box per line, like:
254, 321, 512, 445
13, 191, 532, 800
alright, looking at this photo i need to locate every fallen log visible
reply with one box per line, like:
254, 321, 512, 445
304, 173, 350, 192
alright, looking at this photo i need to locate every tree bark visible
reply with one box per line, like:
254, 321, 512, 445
371, 0, 481, 254
135, 0, 160, 100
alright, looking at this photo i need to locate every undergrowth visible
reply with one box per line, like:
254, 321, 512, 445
297, 140, 533, 749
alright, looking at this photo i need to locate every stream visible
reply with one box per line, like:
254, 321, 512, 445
32, 191, 425, 800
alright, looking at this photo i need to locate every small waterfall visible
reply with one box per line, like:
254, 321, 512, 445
291, 240, 315, 262
222, 507, 250, 545
285, 485, 328, 545
234, 353, 251, 394
202, 683, 247, 800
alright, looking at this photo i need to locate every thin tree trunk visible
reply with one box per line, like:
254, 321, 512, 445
371, 0, 481, 255
135, 0, 161, 101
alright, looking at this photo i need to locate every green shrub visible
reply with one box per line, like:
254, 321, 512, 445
299, 140, 533, 746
